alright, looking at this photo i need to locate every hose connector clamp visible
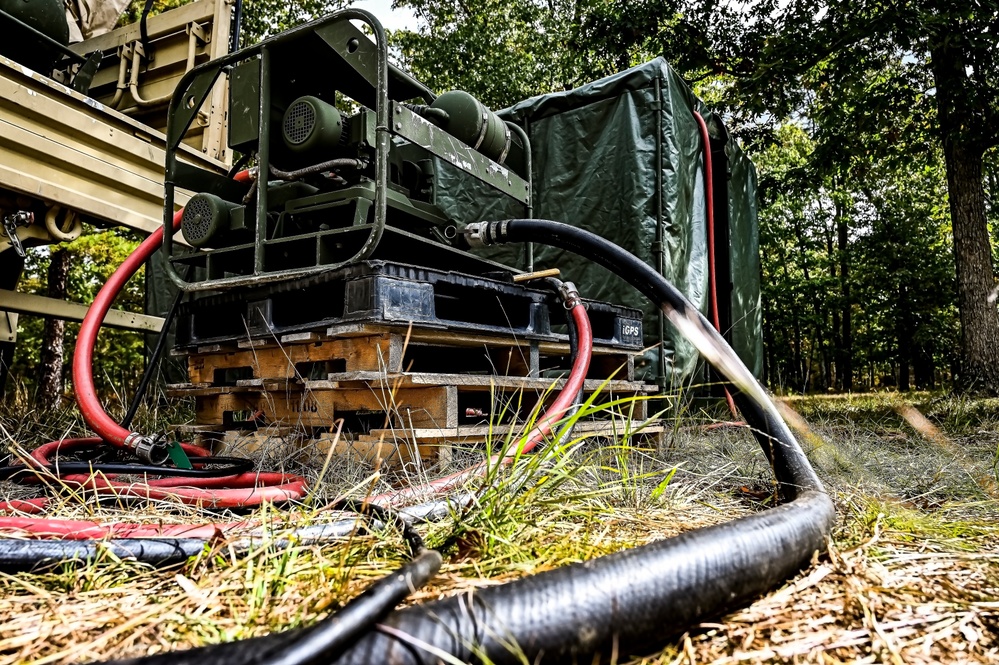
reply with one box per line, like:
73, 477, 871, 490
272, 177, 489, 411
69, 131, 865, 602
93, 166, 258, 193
559, 281, 583, 309
123, 432, 171, 466
463, 221, 509, 248
463, 222, 490, 248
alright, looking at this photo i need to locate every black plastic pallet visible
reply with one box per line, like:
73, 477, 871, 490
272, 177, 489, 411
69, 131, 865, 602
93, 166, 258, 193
175, 260, 644, 350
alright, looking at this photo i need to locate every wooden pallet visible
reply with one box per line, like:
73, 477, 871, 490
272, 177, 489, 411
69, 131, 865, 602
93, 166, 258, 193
175, 323, 638, 384
169, 323, 660, 465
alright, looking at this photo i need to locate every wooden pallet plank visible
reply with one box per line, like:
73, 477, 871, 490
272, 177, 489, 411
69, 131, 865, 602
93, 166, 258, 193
314, 372, 656, 393
186, 339, 635, 385
194, 385, 457, 428
187, 334, 404, 383
365, 419, 664, 443
170, 373, 656, 396
319, 434, 447, 467
326, 322, 630, 356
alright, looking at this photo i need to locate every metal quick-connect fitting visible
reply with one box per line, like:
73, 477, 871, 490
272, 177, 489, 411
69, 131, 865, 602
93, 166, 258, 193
463, 222, 490, 248
123, 432, 170, 466
559, 281, 583, 309
463, 221, 510, 248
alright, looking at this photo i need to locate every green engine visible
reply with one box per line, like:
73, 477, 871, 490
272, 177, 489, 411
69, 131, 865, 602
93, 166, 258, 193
161, 10, 530, 292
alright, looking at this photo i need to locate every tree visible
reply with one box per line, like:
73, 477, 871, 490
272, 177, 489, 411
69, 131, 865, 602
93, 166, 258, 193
392, 0, 589, 108
36, 248, 69, 410
10, 228, 146, 405
240, 0, 348, 46
743, 0, 999, 392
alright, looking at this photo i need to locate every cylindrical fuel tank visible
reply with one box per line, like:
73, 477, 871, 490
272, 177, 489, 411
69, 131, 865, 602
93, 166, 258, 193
429, 90, 510, 164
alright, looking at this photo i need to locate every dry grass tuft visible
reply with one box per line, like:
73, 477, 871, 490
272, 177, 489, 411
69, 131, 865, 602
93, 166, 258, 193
0, 392, 997, 664
634, 498, 999, 664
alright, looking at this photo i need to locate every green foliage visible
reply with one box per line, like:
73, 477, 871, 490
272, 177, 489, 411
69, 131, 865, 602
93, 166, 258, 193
756, 121, 958, 391
9, 228, 145, 406
392, 0, 580, 108
117, 0, 190, 26
239, 0, 349, 47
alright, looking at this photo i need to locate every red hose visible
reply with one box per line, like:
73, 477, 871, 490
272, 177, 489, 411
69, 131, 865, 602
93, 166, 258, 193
0, 438, 297, 537
1, 170, 308, 534
71, 216, 178, 447
693, 112, 739, 419
73, 172, 253, 448
370, 301, 593, 506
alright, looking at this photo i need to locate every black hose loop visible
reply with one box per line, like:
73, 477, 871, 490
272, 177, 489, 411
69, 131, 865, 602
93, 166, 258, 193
106, 219, 834, 665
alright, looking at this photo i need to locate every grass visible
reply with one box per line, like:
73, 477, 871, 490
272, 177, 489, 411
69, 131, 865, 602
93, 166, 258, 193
0, 391, 997, 663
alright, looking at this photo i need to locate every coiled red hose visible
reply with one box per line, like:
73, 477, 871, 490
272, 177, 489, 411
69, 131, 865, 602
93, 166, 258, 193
1, 170, 309, 530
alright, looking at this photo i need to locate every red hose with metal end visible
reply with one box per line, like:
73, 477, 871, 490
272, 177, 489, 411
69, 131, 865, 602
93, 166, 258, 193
0, 169, 308, 531
71, 213, 181, 455
72, 172, 255, 461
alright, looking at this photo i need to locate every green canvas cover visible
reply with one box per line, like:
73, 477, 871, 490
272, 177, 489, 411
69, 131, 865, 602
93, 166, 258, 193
433, 57, 763, 387
726, 133, 764, 380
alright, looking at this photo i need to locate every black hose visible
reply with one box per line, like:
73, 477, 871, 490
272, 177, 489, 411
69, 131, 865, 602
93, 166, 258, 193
252, 501, 440, 665
109, 503, 442, 665
229, 0, 243, 53
122, 264, 192, 429
477, 219, 824, 500
257, 550, 441, 665
138, 0, 155, 61
226, 153, 252, 179
327, 498, 426, 556
0, 538, 205, 571
269, 159, 367, 182
107, 219, 834, 665
0, 456, 253, 482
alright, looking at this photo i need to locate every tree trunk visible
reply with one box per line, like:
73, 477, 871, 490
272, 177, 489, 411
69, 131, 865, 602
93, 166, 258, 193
837, 209, 852, 392
827, 214, 840, 391
941, 140, 999, 392
913, 345, 934, 390
932, 43, 999, 393
37, 248, 69, 409
896, 283, 911, 392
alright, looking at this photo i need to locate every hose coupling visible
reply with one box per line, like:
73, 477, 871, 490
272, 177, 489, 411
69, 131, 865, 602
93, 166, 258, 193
123, 432, 171, 466
463, 221, 508, 248
559, 281, 583, 309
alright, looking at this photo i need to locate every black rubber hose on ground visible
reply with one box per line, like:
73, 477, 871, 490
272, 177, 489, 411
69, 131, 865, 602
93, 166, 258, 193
0, 538, 206, 571
258, 550, 441, 665
0, 457, 252, 481
256, 501, 442, 665
110, 219, 834, 665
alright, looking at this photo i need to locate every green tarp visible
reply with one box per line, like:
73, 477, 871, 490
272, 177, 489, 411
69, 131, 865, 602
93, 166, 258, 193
434, 57, 763, 387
